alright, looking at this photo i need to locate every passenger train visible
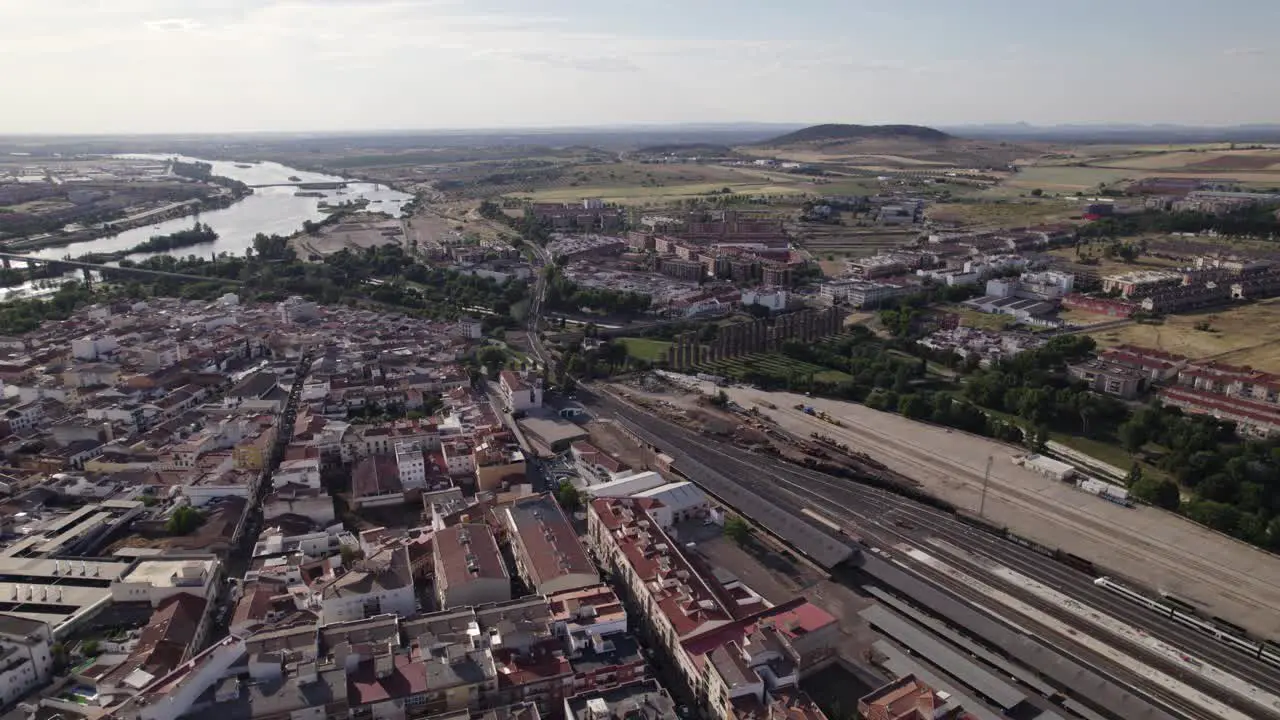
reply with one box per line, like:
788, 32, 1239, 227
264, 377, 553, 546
1094, 576, 1280, 667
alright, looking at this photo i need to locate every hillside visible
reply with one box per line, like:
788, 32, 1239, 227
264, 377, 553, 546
760, 123, 953, 146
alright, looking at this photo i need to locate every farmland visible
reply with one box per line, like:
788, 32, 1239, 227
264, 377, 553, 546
501, 161, 816, 205
697, 352, 853, 384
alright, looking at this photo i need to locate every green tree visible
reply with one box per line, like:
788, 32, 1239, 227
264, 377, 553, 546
166, 506, 204, 536
556, 480, 582, 512
477, 345, 508, 371
1126, 462, 1143, 486
1131, 476, 1181, 510
81, 640, 100, 656
723, 515, 751, 544
340, 545, 366, 567
1118, 420, 1149, 455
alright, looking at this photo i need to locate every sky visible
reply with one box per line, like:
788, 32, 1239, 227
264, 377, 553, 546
1, 0, 1277, 134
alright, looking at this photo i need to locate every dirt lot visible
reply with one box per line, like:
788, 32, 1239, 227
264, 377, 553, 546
292, 216, 405, 258
584, 418, 653, 472
1089, 298, 1280, 373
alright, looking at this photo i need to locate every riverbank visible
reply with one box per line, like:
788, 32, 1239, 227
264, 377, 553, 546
7, 155, 411, 265
3, 189, 243, 254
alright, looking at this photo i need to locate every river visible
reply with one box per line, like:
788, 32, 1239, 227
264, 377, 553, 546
27, 155, 412, 261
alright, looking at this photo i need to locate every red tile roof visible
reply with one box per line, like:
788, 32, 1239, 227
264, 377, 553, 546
1159, 386, 1280, 427
505, 494, 596, 591
347, 654, 428, 705
591, 497, 732, 640
434, 523, 508, 588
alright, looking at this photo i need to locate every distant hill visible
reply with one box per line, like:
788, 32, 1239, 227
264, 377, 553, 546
760, 123, 953, 146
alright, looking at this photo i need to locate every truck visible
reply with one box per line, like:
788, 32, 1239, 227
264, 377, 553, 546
804, 406, 816, 416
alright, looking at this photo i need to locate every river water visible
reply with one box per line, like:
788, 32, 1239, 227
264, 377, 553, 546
27, 155, 412, 261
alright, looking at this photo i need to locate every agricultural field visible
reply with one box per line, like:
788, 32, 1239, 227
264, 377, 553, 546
501, 161, 817, 206
618, 337, 671, 362
990, 165, 1138, 195
1088, 297, 1280, 374
698, 352, 852, 384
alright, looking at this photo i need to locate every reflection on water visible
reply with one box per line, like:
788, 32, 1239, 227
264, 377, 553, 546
27, 154, 412, 262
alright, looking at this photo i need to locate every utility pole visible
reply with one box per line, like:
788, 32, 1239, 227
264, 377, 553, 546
979, 455, 993, 518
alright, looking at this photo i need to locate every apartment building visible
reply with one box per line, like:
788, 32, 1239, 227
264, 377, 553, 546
434, 524, 511, 610
0, 615, 53, 709
502, 494, 599, 595
1067, 359, 1143, 399
318, 546, 414, 623
500, 370, 543, 413
587, 496, 838, 719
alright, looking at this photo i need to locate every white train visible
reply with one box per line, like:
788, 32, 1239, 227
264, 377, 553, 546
1094, 576, 1280, 667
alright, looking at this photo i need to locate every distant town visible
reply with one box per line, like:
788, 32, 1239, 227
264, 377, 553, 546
1, 125, 1280, 720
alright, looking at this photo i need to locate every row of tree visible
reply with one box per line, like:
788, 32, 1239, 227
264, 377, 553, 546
1080, 204, 1280, 239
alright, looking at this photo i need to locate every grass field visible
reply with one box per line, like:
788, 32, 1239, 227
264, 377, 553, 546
699, 352, 852, 384
943, 305, 1014, 331
1088, 298, 1280, 373
618, 337, 671, 362
1046, 247, 1184, 277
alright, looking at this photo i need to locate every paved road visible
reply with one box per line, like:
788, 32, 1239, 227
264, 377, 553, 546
589, 390, 1280, 719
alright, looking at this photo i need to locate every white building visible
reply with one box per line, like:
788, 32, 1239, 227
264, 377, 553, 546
395, 440, 427, 490
630, 482, 710, 528
278, 296, 318, 323
111, 557, 222, 607
319, 546, 414, 624
741, 288, 788, 312
270, 457, 322, 490
499, 370, 543, 412
262, 486, 335, 525
0, 615, 53, 709
71, 334, 119, 361
582, 471, 666, 499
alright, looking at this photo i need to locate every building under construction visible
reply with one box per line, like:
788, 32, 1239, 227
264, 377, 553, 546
665, 306, 843, 370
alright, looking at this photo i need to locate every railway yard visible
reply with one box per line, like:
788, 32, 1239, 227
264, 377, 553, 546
582, 380, 1280, 720
716, 385, 1280, 640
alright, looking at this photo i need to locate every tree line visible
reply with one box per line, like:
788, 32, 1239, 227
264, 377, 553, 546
709, 325, 1280, 551
0, 242, 530, 336
1080, 204, 1280, 240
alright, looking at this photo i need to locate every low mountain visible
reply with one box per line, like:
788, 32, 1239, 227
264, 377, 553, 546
760, 123, 953, 146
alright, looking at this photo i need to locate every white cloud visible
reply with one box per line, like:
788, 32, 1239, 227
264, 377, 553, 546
144, 18, 203, 32
1223, 47, 1264, 56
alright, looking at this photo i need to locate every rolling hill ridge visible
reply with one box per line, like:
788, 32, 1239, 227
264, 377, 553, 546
760, 123, 953, 146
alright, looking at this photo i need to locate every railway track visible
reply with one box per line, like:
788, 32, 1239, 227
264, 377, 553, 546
595, 392, 1280, 719
756, 400, 1280, 619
